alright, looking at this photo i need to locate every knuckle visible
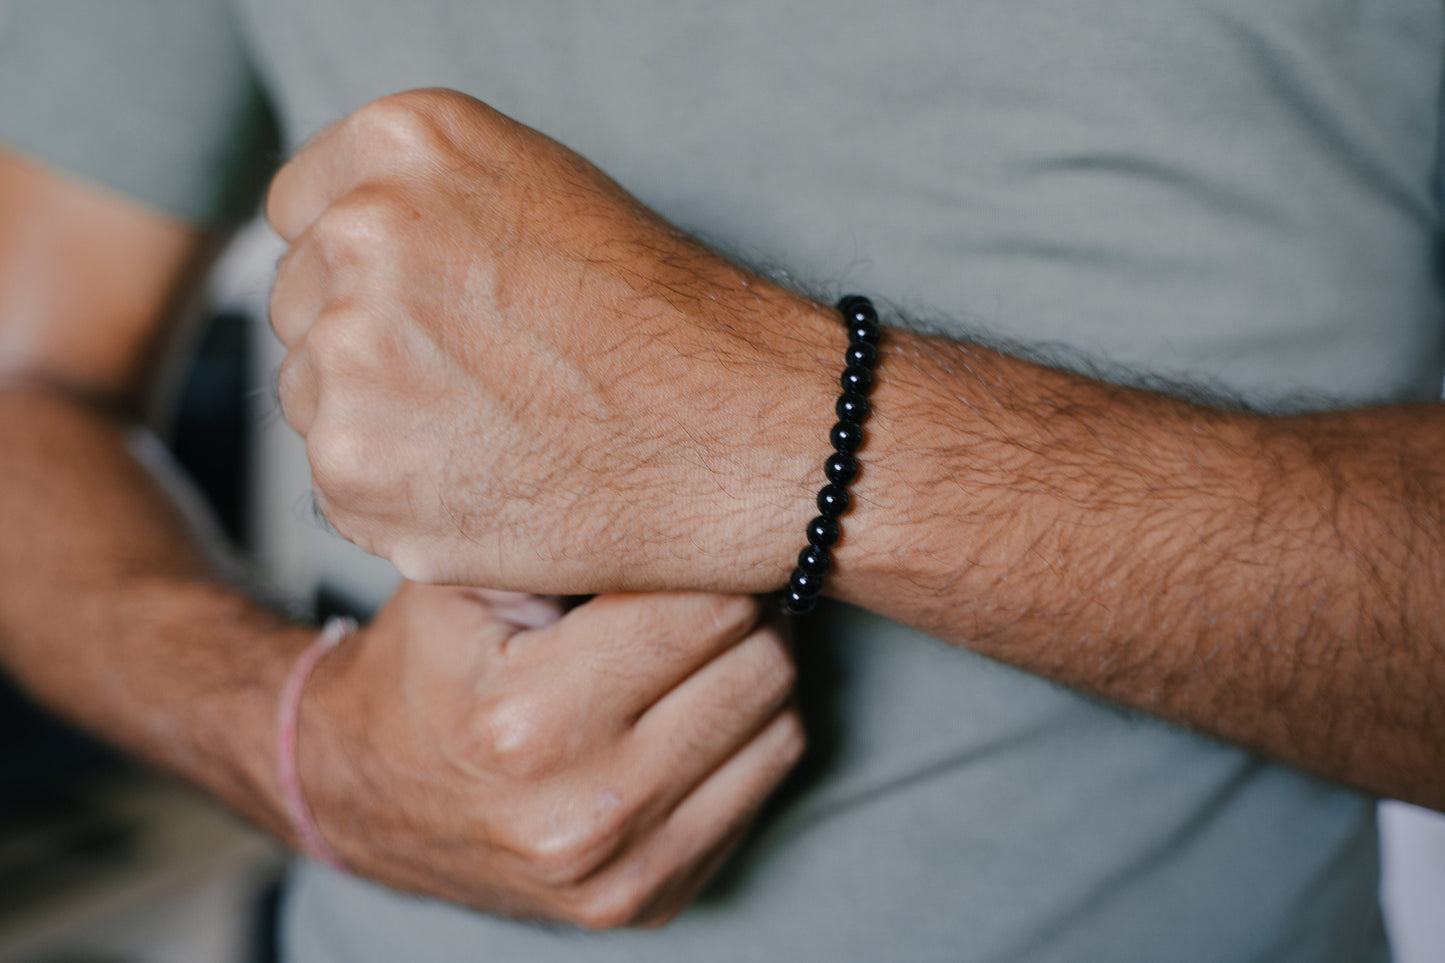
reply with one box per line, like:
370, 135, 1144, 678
351, 90, 454, 159
529, 848, 595, 889
519, 815, 620, 887
392, 86, 472, 114
389, 540, 441, 584
572, 881, 648, 931
268, 252, 320, 347
312, 188, 409, 259
306, 425, 372, 501
275, 351, 314, 426
304, 311, 388, 378
752, 632, 798, 708
300, 313, 350, 363
474, 695, 568, 780
699, 593, 761, 641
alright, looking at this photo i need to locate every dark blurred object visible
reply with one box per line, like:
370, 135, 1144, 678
0, 785, 139, 920
167, 309, 252, 545
0, 773, 283, 961
0, 679, 121, 809
315, 583, 371, 624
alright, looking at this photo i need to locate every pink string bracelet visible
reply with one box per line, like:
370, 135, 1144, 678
275, 615, 357, 873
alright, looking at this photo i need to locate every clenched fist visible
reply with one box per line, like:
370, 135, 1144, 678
266, 88, 842, 595
299, 583, 804, 928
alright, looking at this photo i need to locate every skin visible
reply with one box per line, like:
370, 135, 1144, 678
268, 88, 1445, 811
0, 146, 804, 928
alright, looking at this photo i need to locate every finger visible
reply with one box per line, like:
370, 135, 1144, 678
267, 90, 463, 242
276, 346, 320, 438
622, 818, 750, 929
518, 593, 764, 719
469, 589, 565, 630
569, 708, 804, 929
622, 624, 796, 823
269, 235, 333, 348
467, 620, 791, 891
396, 582, 525, 663
266, 118, 355, 243
270, 210, 387, 350
627, 819, 750, 929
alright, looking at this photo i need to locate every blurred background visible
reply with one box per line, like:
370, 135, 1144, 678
0, 223, 1443, 962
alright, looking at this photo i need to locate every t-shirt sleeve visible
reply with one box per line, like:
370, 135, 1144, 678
0, 0, 278, 227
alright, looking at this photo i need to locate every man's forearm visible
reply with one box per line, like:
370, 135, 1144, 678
257, 89, 1445, 810
827, 327, 1445, 808
0, 385, 808, 926
0, 386, 305, 839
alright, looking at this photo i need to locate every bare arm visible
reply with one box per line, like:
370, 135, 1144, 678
830, 329, 1445, 810
266, 89, 1445, 812
0, 389, 314, 833
0, 147, 308, 838
0, 148, 804, 926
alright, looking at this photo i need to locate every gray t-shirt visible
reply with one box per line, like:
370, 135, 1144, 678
4, 1, 1441, 960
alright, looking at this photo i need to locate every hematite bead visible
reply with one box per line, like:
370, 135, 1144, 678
781, 588, 817, 615
824, 451, 859, 485
837, 296, 878, 326
847, 320, 881, 347
841, 365, 874, 395
798, 544, 831, 577
782, 295, 879, 617
816, 483, 850, 517
806, 515, 840, 548
830, 421, 863, 453
836, 392, 870, 424
789, 569, 825, 599
846, 342, 878, 370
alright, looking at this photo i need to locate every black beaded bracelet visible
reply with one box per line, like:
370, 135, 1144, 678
780, 295, 881, 615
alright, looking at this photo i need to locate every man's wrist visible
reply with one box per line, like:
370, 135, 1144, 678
75, 580, 326, 851
819, 330, 1020, 628
166, 607, 322, 849
714, 287, 851, 594
287, 617, 374, 869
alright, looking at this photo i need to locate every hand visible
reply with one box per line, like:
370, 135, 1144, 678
298, 582, 804, 928
266, 88, 841, 594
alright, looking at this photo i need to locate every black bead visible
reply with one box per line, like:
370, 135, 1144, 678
783, 296, 878, 617
836, 392, 870, 424
806, 515, 840, 548
816, 483, 850, 517
847, 320, 881, 348
781, 588, 817, 616
846, 341, 878, 370
797, 544, 831, 577
789, 569, 825, 599
830, 421, 863, 453
837, 296, 878, 327
837, 294, 882, 347
841, 365, 874, 395
824, 451, 859, 485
